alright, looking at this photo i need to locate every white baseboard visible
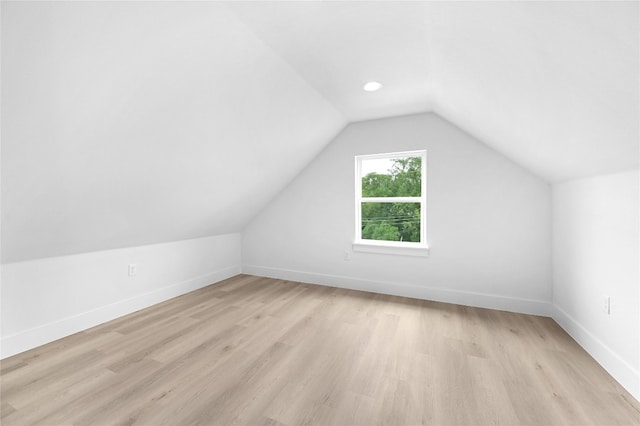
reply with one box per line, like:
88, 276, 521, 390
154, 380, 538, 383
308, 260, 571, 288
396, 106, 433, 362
242, 265, 551, 316
552, 304, 640, 402
1, 265, 241, 359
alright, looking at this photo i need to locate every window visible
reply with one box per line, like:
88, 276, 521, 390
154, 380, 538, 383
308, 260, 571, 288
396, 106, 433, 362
353, 150, 429, 256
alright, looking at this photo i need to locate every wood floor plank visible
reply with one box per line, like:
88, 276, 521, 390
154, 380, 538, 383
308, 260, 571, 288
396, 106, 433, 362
1, 274, 638, 425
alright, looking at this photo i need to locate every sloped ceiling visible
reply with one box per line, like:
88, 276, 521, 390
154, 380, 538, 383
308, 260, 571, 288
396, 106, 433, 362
2, 1, 638, 263
229, 1, 435, 122
427, 1, 639, 181
230, 1, 639, 181
1, 2, 346, 263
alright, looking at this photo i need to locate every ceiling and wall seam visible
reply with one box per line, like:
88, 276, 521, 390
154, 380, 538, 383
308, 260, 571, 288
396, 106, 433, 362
422, 1, 440, 113
225, 3, 348, 122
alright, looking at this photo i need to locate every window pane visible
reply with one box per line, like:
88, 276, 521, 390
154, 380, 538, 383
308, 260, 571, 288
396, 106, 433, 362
361, 156, 421, 197
361, 202, 421, 242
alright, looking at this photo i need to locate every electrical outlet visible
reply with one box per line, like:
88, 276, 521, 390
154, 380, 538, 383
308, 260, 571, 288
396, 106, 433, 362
343, 250, 352, 261
128, 264, 137, 277
603, 295, 610, 315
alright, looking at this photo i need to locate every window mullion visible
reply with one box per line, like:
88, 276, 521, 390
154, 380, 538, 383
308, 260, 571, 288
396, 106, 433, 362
361, 196, 421, 203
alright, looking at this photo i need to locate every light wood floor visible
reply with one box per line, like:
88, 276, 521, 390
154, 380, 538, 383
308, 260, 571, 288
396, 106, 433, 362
1, 275, 639, 425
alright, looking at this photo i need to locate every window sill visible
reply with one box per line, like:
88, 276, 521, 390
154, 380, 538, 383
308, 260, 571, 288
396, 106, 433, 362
352, 241, 430, 257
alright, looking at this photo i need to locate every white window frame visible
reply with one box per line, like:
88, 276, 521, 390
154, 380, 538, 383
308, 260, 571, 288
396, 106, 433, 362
353, 150, 429, 256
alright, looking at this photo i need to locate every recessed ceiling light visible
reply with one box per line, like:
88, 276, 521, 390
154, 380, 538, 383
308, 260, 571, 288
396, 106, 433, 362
363, 81, 382, 92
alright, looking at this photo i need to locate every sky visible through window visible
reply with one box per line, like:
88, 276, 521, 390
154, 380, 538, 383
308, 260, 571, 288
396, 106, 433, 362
361, 158, 395, 176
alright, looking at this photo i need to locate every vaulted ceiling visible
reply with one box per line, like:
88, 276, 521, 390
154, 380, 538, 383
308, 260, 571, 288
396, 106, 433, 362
2, 1, 638, 263
230, 1, 638, 180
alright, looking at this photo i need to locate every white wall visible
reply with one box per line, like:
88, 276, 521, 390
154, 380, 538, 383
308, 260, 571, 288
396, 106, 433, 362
552, 169, 639, 400
243, 113, 552, 315
1, 233, 241, 358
